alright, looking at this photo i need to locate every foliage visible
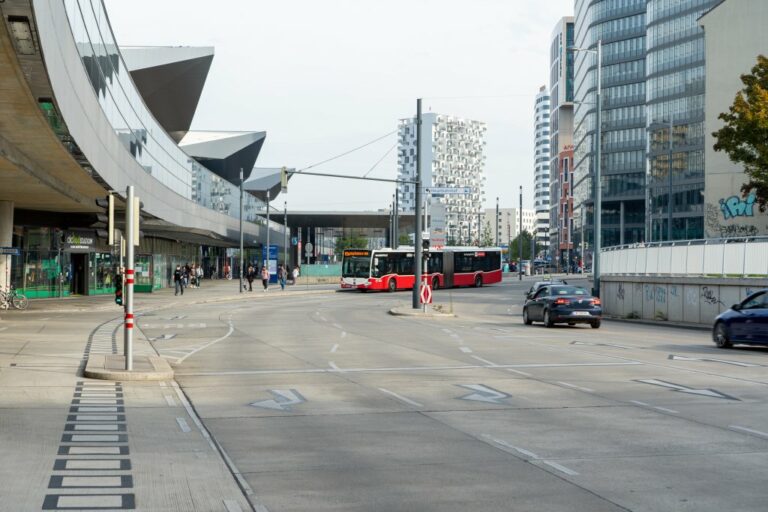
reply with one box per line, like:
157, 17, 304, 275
480, 223, 495, 247
446, 236, 458, 247
398, 233, 412, 247
334, 233, 368, 259
713, 55, 768, 211
508, 230, 540, 261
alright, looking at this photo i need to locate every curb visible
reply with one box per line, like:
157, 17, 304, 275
84, 354, 174, 381
604, 315, 710, 331
389, 307, 455, 318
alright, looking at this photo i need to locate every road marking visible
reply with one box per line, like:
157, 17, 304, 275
484, 435, 539, 459
378, 388, 424, 407
164, 395, 177, 407
668, 354, 759, 367
0, 327, 7, 332
730, 425, 768, 438
176, 321, 235, 364
61, 460, 124, 470
572, 341, 630, 349
470, 355, 498, 366
442, 328, 453, 334
654, 406, 679, 414
557, 381, 594, 393
330, 344, 339, 353
65, 446, 122, 455
250, 389, 306, 411
507, 369, 531, 377
333, 323, 343, 330
176, 417, 191, 433
635, 379, 739, 400
178, 361, 643, 377
319, 317, 327, 322
631, 400, 650, 407
540, 460, 579, 476
458, 384, 510, 404
159, 381, 167, 388
459, 346, 473, 353
341, 331, 347, 338
47, 495, 130, 508
329, 361, 340, 371
224, 500, 244, 512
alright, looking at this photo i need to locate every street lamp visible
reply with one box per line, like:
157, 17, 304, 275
569, 39, 602, 296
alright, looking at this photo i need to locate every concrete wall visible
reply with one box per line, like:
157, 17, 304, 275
602, 276, 768, 326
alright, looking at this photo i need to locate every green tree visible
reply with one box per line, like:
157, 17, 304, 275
334, 233, 368, 259
480, 223, 494, 247
713, 55, 768, 211
397, 233, 412, 247
509, 230, 540, 261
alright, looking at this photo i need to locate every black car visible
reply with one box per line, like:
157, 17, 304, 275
523, 285, 602, 328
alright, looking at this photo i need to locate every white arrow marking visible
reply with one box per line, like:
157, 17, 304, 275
250, 389, 305, 411
459, 346, 473, 353
458, 384, 510, 404
636, 379, 739, 400
149, 334, 176, 341
668, 354, 758, 367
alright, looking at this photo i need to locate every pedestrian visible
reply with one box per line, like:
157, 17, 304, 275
246, 264, 255, 291
196, 265, 203, 288
173, 265, 184, 296
277, 264, 286, 291
292, 265, 299, 284
260, 264, 269, 291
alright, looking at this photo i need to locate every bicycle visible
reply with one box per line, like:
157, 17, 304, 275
0, 286, 28, 310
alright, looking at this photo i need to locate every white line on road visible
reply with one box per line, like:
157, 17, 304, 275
631, 400, 650, 406
333, 323, 343, 330
176, 417, 191, 433
483, 435, 539, 459
541, 460, 579, 476
224, 499, 243, 512
507, 369, 532, 377
330, 344, 339, 353
459, 347, 473, 353
164, 395, 176, 407
730, 425, 768, 438
176, 321, 235, 364
159, 382, 167, 388
471, 355, 498, 366
557, 381, 594, 393
329, 361, 340, 371
442, 328, 453, 334
0, 327, 7, 332
378, 388, 424, 407
178, 361, 643, 377
319, 317, 327, 322
340, 331, 347, 338
653, 406, 679, 414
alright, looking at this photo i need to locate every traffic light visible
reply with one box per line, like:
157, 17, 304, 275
422, 238, 430, 251
280, 166, 288, 193
114, 271, 123, 306
94, 194, 115, 245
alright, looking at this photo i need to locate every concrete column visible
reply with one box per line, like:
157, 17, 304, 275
0, 201, 14, 291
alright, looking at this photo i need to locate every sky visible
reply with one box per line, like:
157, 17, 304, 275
106, 0, 574, 212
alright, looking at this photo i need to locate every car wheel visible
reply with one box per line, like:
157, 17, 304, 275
474, 275, 483, 288
387, 279, 396, 293
543, 309, 554, 328
713, 322, 733, 348
523, 308, 532, 325
590, 320, 601, 329
568, 322, 575, 326
432, 277, 440, 290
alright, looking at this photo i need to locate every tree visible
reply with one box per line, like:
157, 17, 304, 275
713, 55, 768, 211
480, 223, 494, 247
509, 230, 540, 261
397, 233, 411, 247
334, 233, 368, 259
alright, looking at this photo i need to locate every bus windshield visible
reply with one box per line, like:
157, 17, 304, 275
342, 256, 371, 278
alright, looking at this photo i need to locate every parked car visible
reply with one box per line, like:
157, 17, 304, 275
523, 285, 602, 328
712, 289, 768, 348
526, 279, 568, 300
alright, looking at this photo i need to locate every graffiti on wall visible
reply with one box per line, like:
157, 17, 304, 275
616, 283, 625, 301
720, 192, 757, 220
701, 286, 724, 306
705, 203, 763, 238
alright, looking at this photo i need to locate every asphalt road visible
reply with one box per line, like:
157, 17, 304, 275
143, 278, 768, 512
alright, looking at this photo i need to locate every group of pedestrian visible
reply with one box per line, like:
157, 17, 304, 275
173, 262, 204, 296
243, 263, 300, 292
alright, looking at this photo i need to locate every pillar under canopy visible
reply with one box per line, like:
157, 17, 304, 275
0, 201, 14, 291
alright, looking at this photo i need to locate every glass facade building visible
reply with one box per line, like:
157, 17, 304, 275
646, 0, 718, 241
573, 0, 648, 256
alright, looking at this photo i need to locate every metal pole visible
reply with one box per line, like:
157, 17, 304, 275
284, 201, 288, 267
667, 117, 673, 242
239, 169, 244, 293
593, 38, 602, 297
266, 190, 271, 276
394, 188, 399, 248
124, 186, 135, 371
495, 197, 499, 246
581, 203, 585, 271
413, 98, 423, 309
519, 186, 523, 280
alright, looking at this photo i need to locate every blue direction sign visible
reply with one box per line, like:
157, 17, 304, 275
0, 247, 20, 256
426, 187, 472, 196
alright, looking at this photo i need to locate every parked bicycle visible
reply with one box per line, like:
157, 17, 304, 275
0, 286, 29, 310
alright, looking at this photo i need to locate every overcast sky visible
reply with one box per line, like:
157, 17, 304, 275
106, 0, 574, 211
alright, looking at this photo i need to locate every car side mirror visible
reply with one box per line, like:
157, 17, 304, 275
732, 304, 741, 311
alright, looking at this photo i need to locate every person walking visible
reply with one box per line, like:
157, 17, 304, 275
260, 264, 269, 291
246, 264, 255, 291
277, 264, 286, 291
196, 265, 203, 288
292, 265, 299, 284
173, 265, 184, 296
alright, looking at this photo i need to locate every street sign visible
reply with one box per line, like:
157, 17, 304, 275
426, 187, 472, 196
419, 282, 432, 304
305, 242, 313, 256
291, 237, 298, 246
0, 247, 20, 256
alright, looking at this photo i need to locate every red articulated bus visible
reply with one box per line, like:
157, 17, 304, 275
341, 247, 502, 292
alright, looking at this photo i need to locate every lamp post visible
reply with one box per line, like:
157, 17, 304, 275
412, 98, 423, 309
569, 39, 602, 296
495, 196, 499, 246
239, 168, 244, 294
518, 185, 523, 281
284, 201, 288, 268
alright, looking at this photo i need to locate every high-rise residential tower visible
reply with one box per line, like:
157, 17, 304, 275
533, 86, 551, 254
646, 0, 719, 242
573, 0, 648, 258
398, 113, 487, 242
549, 16, 575, 269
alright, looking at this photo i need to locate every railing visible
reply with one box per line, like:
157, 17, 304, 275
600, 237, 768, 278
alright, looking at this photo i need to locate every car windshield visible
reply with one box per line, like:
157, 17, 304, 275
550, 286, 589, 296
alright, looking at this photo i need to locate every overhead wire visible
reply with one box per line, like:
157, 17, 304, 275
362, 143, 397, 178
296, 130, 397, 173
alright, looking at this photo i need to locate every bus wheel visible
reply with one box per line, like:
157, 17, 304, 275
474, 275, 483, 288
432, 276, 439, 290
388, 279, 396, 292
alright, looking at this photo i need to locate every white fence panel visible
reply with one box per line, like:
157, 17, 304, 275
658, 246, 673, 274
627, 247, 639, 274
703, 244, 724, 275
670, 245, 687, 274
744, 242, 768, 276
646, 246, 660, 274
722, 243, 746, 276
687, 245, 705, 275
